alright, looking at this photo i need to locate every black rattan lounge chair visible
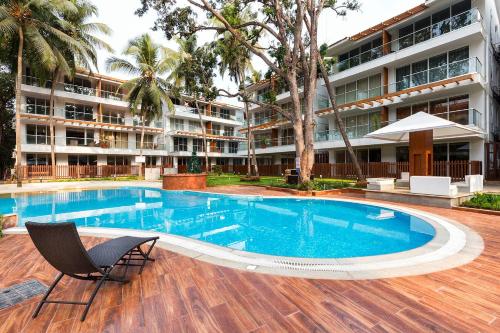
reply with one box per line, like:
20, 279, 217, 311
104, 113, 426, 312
25, 222, 159, 321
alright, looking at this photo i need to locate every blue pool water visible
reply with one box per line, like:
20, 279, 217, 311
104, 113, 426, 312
0, 187, 435, 258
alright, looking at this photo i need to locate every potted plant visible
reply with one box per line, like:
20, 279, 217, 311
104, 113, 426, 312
162, 152, 207, 190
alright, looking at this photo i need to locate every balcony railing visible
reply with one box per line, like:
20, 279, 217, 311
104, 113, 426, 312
22, 75, 126, 101
425, 108, 482, 128
26, 134, 49, 145
331, 57, 481, 107
331, 8, 480, 74
394, 57, 481, 92
135, 142, 166, 150
315, 121, 390, 142
173, 106, 239, 122
102, 113, 126, 125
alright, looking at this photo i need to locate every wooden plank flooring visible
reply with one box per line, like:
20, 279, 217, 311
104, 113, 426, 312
0, 190, 498, 332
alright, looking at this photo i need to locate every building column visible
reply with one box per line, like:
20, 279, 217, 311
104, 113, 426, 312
409, 130, 433, 176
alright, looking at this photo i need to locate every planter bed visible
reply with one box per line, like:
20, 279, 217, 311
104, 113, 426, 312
163, 173, 207, 190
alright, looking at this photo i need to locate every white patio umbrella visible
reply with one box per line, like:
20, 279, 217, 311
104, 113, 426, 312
364, 112, 484, 142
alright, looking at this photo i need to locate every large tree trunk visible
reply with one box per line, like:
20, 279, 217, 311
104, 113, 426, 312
250, 131, 259, 177
140, 115, 145, 178
49, 68, 59, 180
195, 100, 209, 173
15, 27, 24, 187
317, 56, 364, 181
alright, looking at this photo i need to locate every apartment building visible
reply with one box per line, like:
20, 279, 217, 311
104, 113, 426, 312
241, 0, 500, 180
18, 68, 244, 178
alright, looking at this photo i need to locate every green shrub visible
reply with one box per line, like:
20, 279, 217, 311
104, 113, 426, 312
187, 151, 202, 174
462, 193, 500, 211
212, 165, 223, 176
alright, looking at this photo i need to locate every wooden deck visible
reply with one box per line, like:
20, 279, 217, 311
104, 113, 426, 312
0, 189, 498, 332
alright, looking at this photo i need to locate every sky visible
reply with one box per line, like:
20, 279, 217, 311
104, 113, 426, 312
94, 0, 423, 104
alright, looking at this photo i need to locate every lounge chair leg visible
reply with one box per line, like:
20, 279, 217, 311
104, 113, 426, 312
33, 272, 64, 318
80, 272, 108, 321
138, 240, 157, 274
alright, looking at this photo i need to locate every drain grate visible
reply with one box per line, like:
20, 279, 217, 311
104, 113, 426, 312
0, 280, 47, 310
272, 260, 348, 272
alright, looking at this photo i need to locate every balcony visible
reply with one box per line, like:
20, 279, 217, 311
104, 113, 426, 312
330, 8, 481, 74
135, 142, 167, 150
318, 58, 482, 116
22, 76, 126, 102
172, 105, 241, 123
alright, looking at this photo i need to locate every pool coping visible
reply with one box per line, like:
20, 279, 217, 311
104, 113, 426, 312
3, 190, 484, 280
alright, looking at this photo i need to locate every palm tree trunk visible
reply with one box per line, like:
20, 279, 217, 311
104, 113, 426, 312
140, 115, 145, 179
317, 56, 364, 181
49, 68, 59, 180
246, 110, 251, 176
195, 100, 209, 173
15, 27, 24, 187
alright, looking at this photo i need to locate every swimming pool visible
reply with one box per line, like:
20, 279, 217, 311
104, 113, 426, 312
0, 187, 435, 259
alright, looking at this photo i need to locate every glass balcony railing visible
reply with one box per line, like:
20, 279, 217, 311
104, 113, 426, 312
102, 113, 125, 125
331, 8, 481, 74
393, 57, 481, 92
315, 121, 390, 142
172, 106, 239, 122
24, 105, 49, 116
65, 109, 95, 122
22, 75, 126, 102
26, 134, 49, 145
136, 142, 166, 150
63, 136, 96, 147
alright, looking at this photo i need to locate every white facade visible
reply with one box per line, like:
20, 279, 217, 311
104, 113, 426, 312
18, 69, 245, 172
240, 0, 500, 175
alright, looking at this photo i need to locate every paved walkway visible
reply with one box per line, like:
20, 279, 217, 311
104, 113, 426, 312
0, 180, 162, 195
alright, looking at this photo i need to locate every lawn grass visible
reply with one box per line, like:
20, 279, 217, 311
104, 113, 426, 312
207, 174, 354, 190
461, 193, 500, 211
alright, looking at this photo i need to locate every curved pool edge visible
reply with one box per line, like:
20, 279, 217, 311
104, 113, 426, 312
4, 195, 484, 280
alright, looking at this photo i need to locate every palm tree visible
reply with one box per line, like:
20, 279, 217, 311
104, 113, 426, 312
212, 3, 262, 177
0, 0, 80, 187
106, 34, 173, 178
168, 36, 210, 172
45, 0, 112, 179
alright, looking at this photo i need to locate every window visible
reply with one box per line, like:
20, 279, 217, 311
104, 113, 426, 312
216, 158, 227, 165
396, 106, 412, 120
430, 99, 449, 118
212, 124, 221, 135
396, 46, 470, 91
369, 149, 382, 163
65, 103, 94, 121
449, 95, 469, 124
102, 131, 128, 149
174, 118, 184, 130
193, 139, 205, 152
64, 77, 93, 95
357, 149, 369, 163
233, 159, 244, 166
396, 147, 409, 162
281, 128, 294, 145
107, 156, 129, 166
219, 109, 231, 119
225, 127, 234, 137
228, 142, 238, 153
66, 128, 94, 146
101, 83, 122, 100
399, 24, 414, 49
432, 8, 451, 37
414, 17, 431, 44
449, 142, 469, 161
215, 141, 224, 153
25, 97, 49, 115
188, 121, 201, 132
452, 0, 472, 29
146, 156, 157, 167
315, 152, 329, 164
173, 137, 187, 152
26, 124, 49, 144
448, 47, 469, 77
102, 110, 124, 125
136, 134, 154, 149
335, 74, 382, 105
338, 37, 384, 71
26, 154, 51, 166
434, 144, 448, 161
68, 155, 97, 165
335, 150, 347, 163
